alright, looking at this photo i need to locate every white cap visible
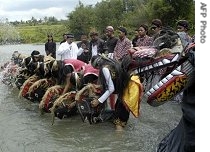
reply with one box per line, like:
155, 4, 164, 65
106, 26, 114, 31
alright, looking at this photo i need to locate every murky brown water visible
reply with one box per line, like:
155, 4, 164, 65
0, 44, 182, 152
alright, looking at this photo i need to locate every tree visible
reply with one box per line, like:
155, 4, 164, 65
145, 0, 194, 29
94, 0, 125, 32
48, 16, 58, 24
66, 1, 96, 40
31, 16, 38, 26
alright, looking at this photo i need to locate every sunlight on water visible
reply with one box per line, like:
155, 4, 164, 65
0, 19, 20, 44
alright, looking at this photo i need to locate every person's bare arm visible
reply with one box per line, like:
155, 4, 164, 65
62, 75, 72, 95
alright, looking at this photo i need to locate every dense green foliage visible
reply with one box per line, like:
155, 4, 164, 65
65, 0, 195, 40
0, 0, 195, 44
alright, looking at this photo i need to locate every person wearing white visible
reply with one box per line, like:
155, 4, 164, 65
57, 34, 79, 60
97, 67, 115, 103
90, 55, 131, 131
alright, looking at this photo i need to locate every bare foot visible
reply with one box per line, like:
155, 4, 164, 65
115, 125, 124, 131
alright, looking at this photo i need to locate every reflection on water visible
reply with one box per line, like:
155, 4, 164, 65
0, 44, 182, 152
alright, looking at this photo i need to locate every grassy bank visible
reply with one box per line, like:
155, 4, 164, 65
16, 24, 68, 44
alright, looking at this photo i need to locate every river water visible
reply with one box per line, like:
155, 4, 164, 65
0, 44, 182, 152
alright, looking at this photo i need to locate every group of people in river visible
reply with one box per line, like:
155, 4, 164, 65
0, 19, 195, 152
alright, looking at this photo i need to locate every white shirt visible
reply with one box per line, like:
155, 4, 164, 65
98, 67, 115, 103
57, 41, 79, 60
91, 45, 98, 57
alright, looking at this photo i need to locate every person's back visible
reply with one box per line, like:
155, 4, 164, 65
63, 59, 86, 72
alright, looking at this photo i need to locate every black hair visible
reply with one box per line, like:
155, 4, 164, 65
83, 74, 98, 84
118, 27, 127, 35
90, 31, 99, 37
120, 55, 133, 96
37, 62, 45, 78
139, 24, 149, 34
69, 72, 77, 86
91, 55, 129, 96
31, 50, 40, 57
56, 60, 65, 85
140, 24, 148, 32
63, 65, 74, 76
177, 20, 189, 30
47, 34, 54, 42
31, 50, 42, 62
151, 19, 162, 28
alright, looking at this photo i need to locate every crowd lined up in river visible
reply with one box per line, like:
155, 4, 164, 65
0, 19, 195, 152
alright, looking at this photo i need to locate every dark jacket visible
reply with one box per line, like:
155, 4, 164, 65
105, 36, 118, 53
45, 42, 56, 59
89, 38, 106, 58
77, 41, 91, 63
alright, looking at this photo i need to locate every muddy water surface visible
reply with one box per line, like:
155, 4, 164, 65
0, 44, 182, 152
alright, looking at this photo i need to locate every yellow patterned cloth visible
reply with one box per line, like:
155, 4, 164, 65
122, 75, 143, 118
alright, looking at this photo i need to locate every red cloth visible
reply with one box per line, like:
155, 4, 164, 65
63, 59, 86, 72
83, 64, 99, 77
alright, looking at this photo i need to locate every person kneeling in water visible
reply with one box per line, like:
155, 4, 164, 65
90, 54, 131, 131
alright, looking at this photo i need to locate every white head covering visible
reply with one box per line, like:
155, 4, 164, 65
106, 26, 114, 32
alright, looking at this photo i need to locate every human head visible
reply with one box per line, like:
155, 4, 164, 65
91, 55, 101, 69
138, 24, 149, 37
90, 31, 99, 41
83, 74, 98, 84
63, 65, 74, 77
63, 33, 67, 39
66, 33, 74, 44
69, 72, 81, 89
49, 60, 63, 80
80, 34, 88, 42
151, 19, 162, 35
105, 26, 114, 37
177, 20, 189, 32
48, 34, 52, 37
47, 34, 53, 42
90, 55, 103, 69
31, 50, 41, 62
134, 29, 139, 37
117, 27, 127, 39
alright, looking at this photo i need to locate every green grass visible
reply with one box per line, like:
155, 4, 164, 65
16, 24, 68, 43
